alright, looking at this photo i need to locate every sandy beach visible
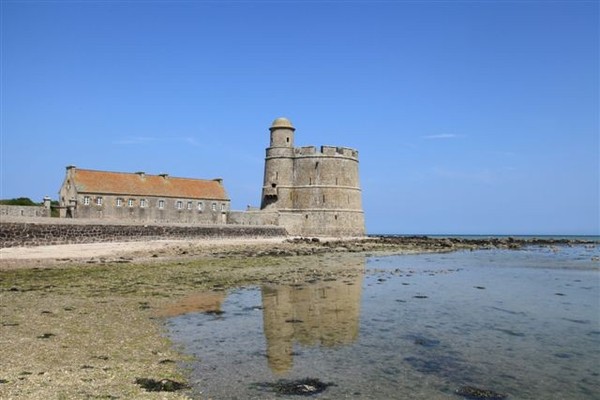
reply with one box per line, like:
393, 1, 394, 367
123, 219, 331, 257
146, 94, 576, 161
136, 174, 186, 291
0, 237, 288, 263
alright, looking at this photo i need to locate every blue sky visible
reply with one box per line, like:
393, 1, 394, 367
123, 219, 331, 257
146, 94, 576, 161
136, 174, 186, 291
1, 0, 598, 235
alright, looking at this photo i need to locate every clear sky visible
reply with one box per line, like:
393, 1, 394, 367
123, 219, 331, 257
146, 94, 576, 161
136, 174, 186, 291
1, 0, 598, 235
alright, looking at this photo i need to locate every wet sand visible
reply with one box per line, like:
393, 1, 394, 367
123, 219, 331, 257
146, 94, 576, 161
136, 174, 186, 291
0, 236, 594, 399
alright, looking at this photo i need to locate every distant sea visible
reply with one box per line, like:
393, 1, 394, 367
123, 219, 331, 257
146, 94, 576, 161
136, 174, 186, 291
372, 233, 600, 241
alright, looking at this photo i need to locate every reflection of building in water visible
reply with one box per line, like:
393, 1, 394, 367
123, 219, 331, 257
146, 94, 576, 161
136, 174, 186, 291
155, 291, 226, 318
261, 270, 364, 374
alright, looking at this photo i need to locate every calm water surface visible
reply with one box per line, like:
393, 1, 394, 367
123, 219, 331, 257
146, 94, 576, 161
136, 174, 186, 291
163, 246, 600, 399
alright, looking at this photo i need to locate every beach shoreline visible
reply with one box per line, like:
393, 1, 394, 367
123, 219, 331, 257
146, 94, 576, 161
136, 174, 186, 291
2, 235, 594, 270
0, 236, 596, 399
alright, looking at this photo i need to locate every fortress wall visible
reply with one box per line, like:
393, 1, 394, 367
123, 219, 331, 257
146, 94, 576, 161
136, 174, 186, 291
0, 221, 287, 248
0, 205, 49, 218
293, 153, 360, 187
278, 210, 364, 237
227, 210, 279, 226
292, 187, 362, 210
292, 154, 362, 212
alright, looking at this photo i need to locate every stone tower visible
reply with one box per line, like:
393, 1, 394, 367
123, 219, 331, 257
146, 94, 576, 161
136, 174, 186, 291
261, 117, 296, 210
260, 117, 365, 237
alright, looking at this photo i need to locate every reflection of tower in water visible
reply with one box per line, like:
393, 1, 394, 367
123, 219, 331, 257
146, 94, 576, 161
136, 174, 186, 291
261, 269, 364, 374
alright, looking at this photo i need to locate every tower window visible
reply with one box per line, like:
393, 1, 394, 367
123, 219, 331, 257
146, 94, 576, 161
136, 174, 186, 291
271, 183, 277, 188
286, 137, 289, 143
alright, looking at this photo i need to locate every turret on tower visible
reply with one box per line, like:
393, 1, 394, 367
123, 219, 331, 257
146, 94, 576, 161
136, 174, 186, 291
261, 118, 296, 210
269, 117, 295, 148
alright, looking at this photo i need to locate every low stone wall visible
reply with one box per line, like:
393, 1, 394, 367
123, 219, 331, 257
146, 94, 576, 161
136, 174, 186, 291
0, 205, 49, 218
227, 210, 279, 226
0, 221, 288, 248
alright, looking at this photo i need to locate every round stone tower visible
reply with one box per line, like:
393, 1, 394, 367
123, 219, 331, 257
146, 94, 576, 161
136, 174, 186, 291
260, 117, 365, 237
261, 117, 296, 210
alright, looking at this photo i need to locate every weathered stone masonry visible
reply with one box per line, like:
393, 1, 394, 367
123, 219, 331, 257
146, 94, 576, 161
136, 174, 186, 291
0, 221, 286, 248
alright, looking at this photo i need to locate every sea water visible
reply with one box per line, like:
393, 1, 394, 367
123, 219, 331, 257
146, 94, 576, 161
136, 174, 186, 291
163, 245, 600, 399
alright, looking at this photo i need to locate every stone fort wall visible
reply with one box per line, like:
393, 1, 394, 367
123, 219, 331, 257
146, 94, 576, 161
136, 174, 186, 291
0, 205, 50, 218
0, 218, 286, 248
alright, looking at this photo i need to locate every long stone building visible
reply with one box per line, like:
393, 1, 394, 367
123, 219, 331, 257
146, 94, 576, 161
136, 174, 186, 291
57, 117, 365, 236
58, 167, 230, 224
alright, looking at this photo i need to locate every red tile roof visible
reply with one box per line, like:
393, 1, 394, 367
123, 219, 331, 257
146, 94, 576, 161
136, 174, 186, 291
71, 169, 229, 200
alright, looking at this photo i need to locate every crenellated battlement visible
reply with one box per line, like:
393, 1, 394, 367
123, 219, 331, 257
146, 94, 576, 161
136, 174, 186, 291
294, 145, 359, 160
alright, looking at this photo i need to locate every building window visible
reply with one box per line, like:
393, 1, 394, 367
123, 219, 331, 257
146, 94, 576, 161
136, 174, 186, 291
116, 198, 123, 207
83, 196, 90, 206
176, 200, 183, 210
187, 201, 192, 210
140, 199, 147, 208
128, 199, 134, 207
96, 197, 103, 206
197, 202, 203, 211
158, 200, 165, 209
211, 203, 217, 212
221, 203, 226, 211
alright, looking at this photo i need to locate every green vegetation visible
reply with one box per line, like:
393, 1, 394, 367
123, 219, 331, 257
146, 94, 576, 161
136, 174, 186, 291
0, 197, 39, 206
0, 197, 60, 217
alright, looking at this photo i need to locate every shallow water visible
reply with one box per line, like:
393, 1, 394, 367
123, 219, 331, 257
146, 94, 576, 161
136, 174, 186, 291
164, 246, 600, 399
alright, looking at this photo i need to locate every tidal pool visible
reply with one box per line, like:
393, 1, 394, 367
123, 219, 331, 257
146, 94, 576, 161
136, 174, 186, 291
163, 246, 600, 399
